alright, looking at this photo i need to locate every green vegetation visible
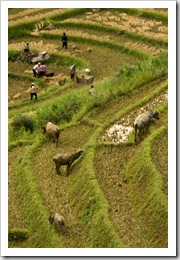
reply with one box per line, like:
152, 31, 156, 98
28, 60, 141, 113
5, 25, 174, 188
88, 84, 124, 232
126, 126, 168, 247
8, 8, 168, 248
47, 8, 92, 22
11, 114, 35, 132
9, 52, 167, 143
12, 139, 64, 247
8, 228, 29, 242
9, 21, 36, 40
8, 49, 20, 61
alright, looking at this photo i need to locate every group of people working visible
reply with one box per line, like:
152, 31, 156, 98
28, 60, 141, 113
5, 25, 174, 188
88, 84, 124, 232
27, 32, 95, 101
32, 62, 46, 78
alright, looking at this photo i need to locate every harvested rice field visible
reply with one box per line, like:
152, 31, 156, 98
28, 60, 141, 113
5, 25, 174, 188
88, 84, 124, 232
6, 6, 171, 252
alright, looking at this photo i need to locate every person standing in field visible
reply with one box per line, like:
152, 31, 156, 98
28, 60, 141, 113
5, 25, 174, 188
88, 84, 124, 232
24, 42, 30, 53
30, 83, 37, 100
61, 32, 68, 49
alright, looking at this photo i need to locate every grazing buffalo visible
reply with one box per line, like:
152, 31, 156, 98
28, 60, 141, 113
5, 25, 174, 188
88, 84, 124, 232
49, 213, 65, 232
134, 111, 159, 142
53, 150, 83, 175
42, 122, 60, 147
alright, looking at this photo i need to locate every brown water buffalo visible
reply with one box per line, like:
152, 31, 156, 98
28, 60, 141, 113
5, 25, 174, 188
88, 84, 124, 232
53, 150, 83, 175
134, 111, 159, 142
42, 122, 60, 147
49, 213, 65, 232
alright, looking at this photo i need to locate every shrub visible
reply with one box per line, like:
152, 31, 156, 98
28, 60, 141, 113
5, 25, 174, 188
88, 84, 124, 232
8, 228, 29, 242
37, 93, 83, 126
8, 50, 20, 62
11, 114, 35, 133
121, 63, 137, 77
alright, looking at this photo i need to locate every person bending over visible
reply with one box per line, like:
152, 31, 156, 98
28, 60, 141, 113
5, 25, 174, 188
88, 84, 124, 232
32, 62, 41, 77
38, 63, 46, 77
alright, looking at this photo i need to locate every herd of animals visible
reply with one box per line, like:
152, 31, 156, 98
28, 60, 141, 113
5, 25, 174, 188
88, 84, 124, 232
42, 110, 160, 232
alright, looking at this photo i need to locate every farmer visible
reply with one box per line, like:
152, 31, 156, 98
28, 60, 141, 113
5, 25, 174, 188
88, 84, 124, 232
30, 83, 37, 100
70, 64, 76, 79
32, 62, 41, 77
38, 63, 46, 77
88, 85, 95, 95
24, 42, 30, 53
61, 32, 68, 49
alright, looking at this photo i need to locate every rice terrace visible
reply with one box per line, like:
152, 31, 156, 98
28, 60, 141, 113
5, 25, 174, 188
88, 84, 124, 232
8, 8, 168, 248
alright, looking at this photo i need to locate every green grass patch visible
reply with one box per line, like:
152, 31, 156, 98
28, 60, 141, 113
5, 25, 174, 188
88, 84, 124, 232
45, 8, 92, 22
8, 139, 35, 150
13, 139, 64, 247
69, 143, 125, 248
9, 21, 36, 40
126, 126, 168, 247
8, 49, 20, 61
8, 228, 29, 242
36, 92, 84, 127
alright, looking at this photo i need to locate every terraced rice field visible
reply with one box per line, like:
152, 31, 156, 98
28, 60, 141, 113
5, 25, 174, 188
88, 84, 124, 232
8, 8, 168, 250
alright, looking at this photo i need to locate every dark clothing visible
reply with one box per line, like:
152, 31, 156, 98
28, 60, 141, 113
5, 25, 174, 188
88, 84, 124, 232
38, 71, 46, 77
24, 44, 29, 53
30, 92, 37, 100
33, 69, 38, 77
70, 72, 75, 79
70, 65, 76, 79
61, 34, 68, 49
62, 41, 67, 49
